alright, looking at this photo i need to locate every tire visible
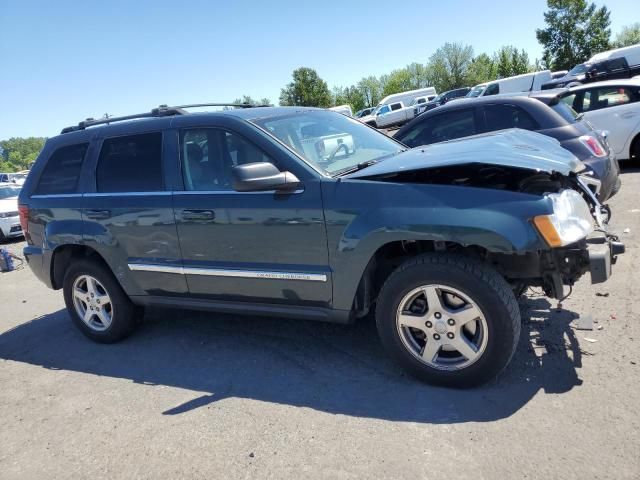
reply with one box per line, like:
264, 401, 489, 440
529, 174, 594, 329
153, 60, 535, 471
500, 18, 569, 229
375, 253, 520, 388
63, 259, 140, 343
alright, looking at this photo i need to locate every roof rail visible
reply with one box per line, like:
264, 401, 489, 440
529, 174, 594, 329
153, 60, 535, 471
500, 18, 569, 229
60, 102, 270, 134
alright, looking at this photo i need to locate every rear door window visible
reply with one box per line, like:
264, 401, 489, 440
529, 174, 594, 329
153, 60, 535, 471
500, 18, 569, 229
390, 103, 402, 111
484, 104, 539, 131
399, 109, 477, 147
96, 133, 163, 192
35, 143, 88, 194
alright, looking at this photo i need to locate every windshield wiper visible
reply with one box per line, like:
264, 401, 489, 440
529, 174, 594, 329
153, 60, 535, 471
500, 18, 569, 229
331, 149, 408, 178
332, 160, 378, 177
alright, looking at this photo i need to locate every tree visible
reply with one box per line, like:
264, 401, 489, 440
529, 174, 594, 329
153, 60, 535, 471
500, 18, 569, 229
356, 76, 383, 107
279, 67, 332, 107
332, 85, 366, 112
381, 68, 413, 96
466, 53, 497, 86
427, 43, 475, 92
494, 46, 531, 78
0, 137, 47, 172
613, 23, 640, 48
536, 0, 611, 71
231, 95, 271, 106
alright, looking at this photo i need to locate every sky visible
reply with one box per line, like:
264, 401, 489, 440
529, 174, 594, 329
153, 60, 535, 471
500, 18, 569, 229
0, 0, 636, 138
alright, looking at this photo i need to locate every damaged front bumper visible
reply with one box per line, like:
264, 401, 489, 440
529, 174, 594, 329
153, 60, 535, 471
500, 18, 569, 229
586, 232, 625, 284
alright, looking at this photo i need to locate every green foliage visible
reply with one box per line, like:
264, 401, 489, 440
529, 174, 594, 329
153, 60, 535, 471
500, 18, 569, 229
427, 42, 475, 92
231, 95, 271, 106
614, 23, 640, 48
356, 76, 383, 108
494, 46, 532, 78
466, 53, 498, 86
279, 67, 332, 107
536, 0, 611, 70
0, 137, 47, 172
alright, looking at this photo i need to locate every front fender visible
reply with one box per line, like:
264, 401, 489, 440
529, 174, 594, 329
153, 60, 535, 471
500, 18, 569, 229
322, 180, 553, 310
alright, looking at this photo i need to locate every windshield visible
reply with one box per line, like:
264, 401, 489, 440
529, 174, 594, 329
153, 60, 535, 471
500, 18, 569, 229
568, 63, 588, 76
467, 85, 486, 98
252, 110, 404, 175
0, 185, 21, 199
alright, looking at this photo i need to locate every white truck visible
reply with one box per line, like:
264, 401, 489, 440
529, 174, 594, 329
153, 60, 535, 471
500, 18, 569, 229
360, 87, 437, 128
467, 70, 553, 97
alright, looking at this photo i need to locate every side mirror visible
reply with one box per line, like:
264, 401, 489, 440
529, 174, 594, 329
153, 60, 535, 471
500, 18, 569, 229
232, 162, 302, 193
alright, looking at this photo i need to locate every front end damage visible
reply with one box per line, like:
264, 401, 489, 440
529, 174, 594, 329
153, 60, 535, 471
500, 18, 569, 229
349, 130, 625, 300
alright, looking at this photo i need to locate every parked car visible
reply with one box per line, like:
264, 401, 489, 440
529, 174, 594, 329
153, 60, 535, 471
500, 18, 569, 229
0, 183, 23, 241
354, 107, 375, 118
362, 100, 415, 128
395, 93, 621, 201
557, 80, 640, 163
0, 172, 28, 185
328, 105, 353, 117
543, 44, 640, 89
415, 87, 471, 116
359, 87, 437, 127
20, 105, 623, 387
467, 70, 553, 98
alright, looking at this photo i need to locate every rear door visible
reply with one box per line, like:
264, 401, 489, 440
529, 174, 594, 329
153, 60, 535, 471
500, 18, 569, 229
170, 118, 331, 307
83, 131, 187, 297
580, 85, 640, 157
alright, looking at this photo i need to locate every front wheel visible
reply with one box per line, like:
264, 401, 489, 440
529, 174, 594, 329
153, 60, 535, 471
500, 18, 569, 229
63, 259, 141, 343
376, 254, 520, 388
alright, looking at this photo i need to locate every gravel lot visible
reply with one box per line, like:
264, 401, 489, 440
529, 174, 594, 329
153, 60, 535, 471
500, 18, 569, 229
1, 168, 638, 479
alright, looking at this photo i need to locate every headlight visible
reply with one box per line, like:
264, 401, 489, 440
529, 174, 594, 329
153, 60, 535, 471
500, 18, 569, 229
533, 190, 594, 247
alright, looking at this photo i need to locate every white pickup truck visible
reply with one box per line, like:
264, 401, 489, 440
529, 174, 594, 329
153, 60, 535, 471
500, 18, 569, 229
361, 97, 431, 129
299, 124, 355, 166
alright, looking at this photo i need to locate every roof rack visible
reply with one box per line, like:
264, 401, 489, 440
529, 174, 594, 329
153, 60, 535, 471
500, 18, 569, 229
60, 102, 270, 134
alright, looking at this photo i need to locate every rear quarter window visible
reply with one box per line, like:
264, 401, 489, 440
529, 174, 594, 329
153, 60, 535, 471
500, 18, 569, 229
35, 143, 88, 195
551, 102, 578, 123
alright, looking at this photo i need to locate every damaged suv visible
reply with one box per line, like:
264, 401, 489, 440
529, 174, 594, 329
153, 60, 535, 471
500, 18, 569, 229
19, 105, 624, 387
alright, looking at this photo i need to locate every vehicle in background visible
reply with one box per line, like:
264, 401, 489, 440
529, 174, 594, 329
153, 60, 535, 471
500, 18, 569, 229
329, 105, 353, 117
359, 87, 437, 127
543, 44, 640, 89
19, 103, 624, 387
467, 70, 553, 98
415, 87, 471, 116
0, 183, 23, 241
551, 70, 568, 79
299, 122, 355, 166
0, 172, 28, 186
558, 79, 640, 163
354, 107, 375, 118
395, 93, 620, 201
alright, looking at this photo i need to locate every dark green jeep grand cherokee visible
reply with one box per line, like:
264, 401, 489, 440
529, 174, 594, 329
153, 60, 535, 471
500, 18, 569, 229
18, 104, 624, 387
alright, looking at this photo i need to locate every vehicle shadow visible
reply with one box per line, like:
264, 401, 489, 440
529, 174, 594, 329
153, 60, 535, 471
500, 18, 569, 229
0, 294, 582, 423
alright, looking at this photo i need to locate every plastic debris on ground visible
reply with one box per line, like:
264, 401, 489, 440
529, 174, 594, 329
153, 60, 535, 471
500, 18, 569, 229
575, 315, 594, 331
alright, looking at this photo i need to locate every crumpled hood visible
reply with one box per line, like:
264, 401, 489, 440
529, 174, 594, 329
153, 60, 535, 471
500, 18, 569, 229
348, 129, 585, 178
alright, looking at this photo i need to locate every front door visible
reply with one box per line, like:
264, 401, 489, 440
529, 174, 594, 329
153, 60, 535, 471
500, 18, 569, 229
172, 125, 331, 307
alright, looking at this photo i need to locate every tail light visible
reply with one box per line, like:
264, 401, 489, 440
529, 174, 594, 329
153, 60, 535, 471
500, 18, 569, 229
18, 205, 30, 240
579, 135, 606, 157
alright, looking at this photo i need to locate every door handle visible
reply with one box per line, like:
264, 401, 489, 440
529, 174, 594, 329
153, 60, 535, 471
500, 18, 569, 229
85, 209, 111, 220
182, 209, 215, 221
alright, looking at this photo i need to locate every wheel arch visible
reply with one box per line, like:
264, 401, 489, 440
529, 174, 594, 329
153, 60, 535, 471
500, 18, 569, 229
50, 244, 111, 290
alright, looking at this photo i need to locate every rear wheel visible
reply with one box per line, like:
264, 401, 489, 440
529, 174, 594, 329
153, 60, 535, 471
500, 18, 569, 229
376, 254, 520, 388
63, 259, 140, 343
